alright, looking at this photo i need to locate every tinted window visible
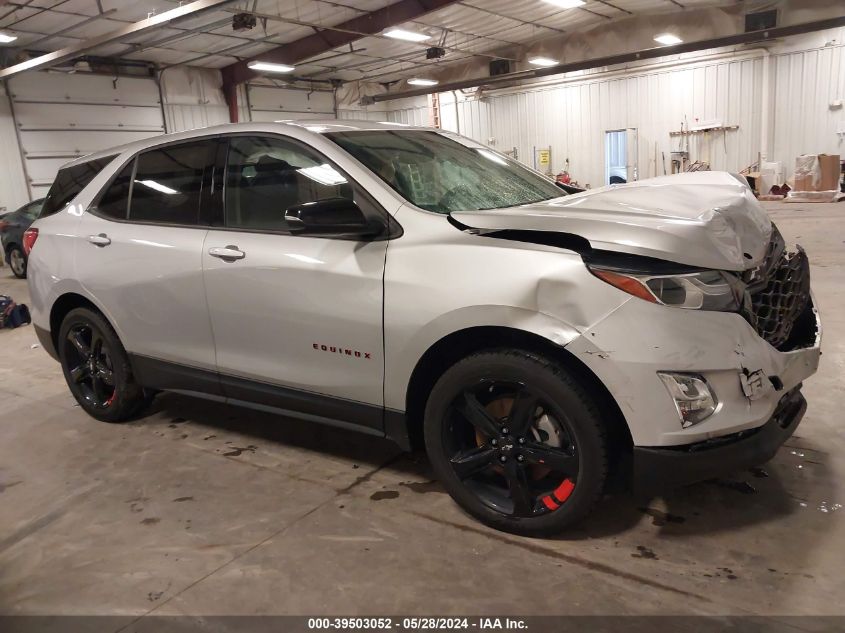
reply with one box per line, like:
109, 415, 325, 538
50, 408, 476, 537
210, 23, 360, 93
41, 155, 117, 217
327, 130, 563, 214
97, 160, 134, 220
225, 136, 353, 231
129, 141, 215, 225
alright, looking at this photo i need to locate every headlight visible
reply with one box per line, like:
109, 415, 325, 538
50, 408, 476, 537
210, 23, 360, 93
589, 265, 743, 311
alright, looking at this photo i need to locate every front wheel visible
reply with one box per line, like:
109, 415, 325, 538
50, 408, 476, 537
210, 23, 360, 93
58, 307, 151, 422
8, 245, 26, 278
424, 350, 608, 536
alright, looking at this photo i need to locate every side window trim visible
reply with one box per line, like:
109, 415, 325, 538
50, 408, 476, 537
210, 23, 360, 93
125, 157, 138, 221
89, 139, 216, 229
218, 132, 399, 240
89, 155, 134, 221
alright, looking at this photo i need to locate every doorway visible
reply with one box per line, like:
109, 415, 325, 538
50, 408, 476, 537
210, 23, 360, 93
605, 128, 638, 185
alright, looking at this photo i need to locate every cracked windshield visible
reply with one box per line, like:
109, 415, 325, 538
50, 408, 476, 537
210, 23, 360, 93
328, 130, 565, 214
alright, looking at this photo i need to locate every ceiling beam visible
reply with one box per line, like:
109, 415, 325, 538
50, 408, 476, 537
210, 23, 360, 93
220, 0, 462, 86
372, 15, 845, 102
0, 0, 240, 79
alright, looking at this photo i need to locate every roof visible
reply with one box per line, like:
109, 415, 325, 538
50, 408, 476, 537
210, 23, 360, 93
63, 119, 433, 167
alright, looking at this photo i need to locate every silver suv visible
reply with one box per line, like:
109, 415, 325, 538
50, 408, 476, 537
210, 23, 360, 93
26, 121, 821, 536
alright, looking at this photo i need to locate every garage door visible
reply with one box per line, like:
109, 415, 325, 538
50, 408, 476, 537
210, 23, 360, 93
8, 73, 165, 199
247, 84, 335, 123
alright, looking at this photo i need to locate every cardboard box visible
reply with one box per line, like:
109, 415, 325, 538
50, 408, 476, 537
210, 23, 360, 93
819, 154, 841, 192
793, 154, 841, 192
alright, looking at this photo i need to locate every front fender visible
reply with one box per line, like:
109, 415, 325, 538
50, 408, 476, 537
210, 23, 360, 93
383, 304, 581, 411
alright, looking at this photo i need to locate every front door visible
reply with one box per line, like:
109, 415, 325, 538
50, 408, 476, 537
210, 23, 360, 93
202, 134, 388, 429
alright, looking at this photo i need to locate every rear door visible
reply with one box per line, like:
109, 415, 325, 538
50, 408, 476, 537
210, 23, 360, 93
75, 139, 220, 378
201, 134, 388, 425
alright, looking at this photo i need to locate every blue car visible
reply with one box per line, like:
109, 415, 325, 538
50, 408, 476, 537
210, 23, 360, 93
1, 198, 44, 278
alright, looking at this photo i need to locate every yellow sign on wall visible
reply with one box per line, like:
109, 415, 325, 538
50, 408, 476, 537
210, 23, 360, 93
538, 149, 551, 166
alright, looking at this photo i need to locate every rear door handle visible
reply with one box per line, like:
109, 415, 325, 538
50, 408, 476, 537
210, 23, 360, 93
88, 233, 111, 247
208, 245, 245, 261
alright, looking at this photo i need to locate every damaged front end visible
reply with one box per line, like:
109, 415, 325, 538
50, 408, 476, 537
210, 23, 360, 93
447, 171, 821, 462
741, 226, 815, 352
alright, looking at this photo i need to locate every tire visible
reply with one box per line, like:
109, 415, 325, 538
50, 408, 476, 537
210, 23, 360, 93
8, 245, 26, 279
58, 307, 152, 422
424, 349, 607, 537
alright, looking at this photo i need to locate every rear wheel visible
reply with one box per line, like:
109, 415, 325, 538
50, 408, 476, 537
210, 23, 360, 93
424, 349, 607, 536
58, 308, 151, 422
9, 246, 26, 278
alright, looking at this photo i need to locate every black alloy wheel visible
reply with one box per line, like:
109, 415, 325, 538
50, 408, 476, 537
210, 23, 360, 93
63, 323, 117, 410
446, 380, 580, 517
425, 350, 607, 536
58, 307, 152, 422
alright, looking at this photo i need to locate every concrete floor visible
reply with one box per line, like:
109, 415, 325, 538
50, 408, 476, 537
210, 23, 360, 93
0, 201, 843, 619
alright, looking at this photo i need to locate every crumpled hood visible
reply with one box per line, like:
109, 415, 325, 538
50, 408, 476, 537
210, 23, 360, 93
451, 171, 773, 271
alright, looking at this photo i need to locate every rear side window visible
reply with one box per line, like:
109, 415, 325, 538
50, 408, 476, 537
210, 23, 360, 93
128, 141, 216, 225
97, 161, 134, 220
41, 155, 117, 217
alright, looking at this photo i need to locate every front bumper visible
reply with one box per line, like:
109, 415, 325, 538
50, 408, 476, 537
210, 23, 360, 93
632, 387, 806, 494
566, 291, 821, 447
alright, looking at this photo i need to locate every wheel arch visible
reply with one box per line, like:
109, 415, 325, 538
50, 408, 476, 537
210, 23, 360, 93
49, 292, 109, 353
403, 326, 633, 469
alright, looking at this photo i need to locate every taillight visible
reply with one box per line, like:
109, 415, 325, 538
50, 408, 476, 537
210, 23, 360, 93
22, 227, 38, 255
0, 220, 9, 233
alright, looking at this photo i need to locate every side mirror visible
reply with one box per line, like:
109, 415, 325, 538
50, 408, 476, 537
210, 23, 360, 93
284, 198, 383, 238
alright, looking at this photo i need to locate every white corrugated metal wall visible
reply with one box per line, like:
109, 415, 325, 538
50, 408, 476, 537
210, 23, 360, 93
772, 28, 845, 177
440, 52, 765, 187
7, 72, 165, 200
438, 28, 844, 187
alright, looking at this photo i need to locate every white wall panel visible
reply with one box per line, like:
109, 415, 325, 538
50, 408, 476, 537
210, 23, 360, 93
337, 109, 385, 121
772, 30, 845, 179
0, 83, 30, 212
247, 84, 335, 122
8, 72, 165, 198
161, 67, 229, 133
442, 28, 844, 186
385, 103, 430, 127
447, 54, 764, 187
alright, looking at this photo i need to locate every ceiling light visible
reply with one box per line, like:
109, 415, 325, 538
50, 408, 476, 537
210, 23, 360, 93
384, 29, 431, 42
654, 33, 683, 46
0, 32, 17, 44
529, 57, 559, 67
542, 0, 586, 8
407, 78, 438, 86
297, 164, 348, 186
136, 180, 177, 195
248, 61, 295, 73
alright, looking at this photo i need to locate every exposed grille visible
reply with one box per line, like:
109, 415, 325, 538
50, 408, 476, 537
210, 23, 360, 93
745, 229, 811, 350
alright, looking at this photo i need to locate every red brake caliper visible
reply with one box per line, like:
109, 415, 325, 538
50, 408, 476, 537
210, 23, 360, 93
541, 478, 575, 511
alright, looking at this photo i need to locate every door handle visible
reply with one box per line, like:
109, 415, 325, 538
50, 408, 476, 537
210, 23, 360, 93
208, 245, 245, 261
88, 233, 111, 247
